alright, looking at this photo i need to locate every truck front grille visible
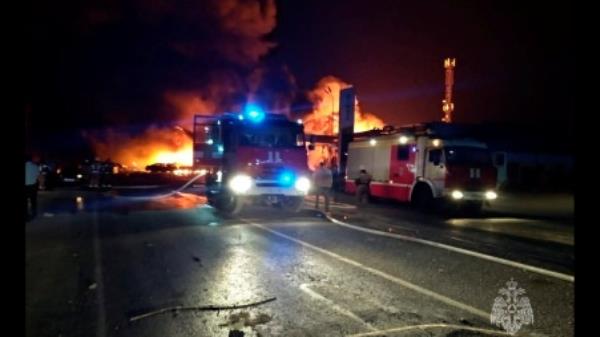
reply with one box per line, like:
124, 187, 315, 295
255, 182, 281, 187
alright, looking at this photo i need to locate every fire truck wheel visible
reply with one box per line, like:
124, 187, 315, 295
281, 196, 304, 212
411, 184, 433, 210
213, 194, 244, 216
207, 195, 218, 208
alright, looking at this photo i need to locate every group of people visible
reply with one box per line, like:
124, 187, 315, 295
25, 155, 116, 221
311, 162, 372, 212
88, 159, 113, 189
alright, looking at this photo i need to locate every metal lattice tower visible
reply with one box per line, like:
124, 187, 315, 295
442, 58, 456, 123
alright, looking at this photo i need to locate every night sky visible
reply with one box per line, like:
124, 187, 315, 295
26, 0, 573, 157
274, 1, 573, 125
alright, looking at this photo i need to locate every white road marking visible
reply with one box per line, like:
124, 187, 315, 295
243, 220, 490, 320
299, 283, 378, 332
92, 211, 107, 337
325, 215, 574, 283
332, 284, 401, 314
346, 323, 513, 337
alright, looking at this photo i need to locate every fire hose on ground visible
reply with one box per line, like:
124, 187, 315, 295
112, 172, 206, 201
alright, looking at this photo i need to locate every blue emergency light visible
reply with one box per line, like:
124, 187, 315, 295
277, 170, 295, 187
244, 104, 265, 123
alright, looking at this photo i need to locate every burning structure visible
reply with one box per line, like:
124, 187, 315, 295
302, 76, 385, 170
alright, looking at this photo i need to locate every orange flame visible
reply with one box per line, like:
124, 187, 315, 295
151, 143, 193, 167
302, 76, 385, 170
90, 76, 384, 172
86, 0, 289, 171
88, 91, 220, 171
90, 126, 193, 170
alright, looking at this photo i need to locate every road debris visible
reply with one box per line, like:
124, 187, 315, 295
88, 283, 97, 290
129, 297, 277, 322
459, 318, 473, 326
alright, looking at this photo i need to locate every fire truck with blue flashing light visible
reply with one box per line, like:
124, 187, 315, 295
344, 122, 498, 212
193, 105, 312, 214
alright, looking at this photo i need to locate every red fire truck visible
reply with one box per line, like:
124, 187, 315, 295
344, 122, 498, 212
193, 106, 312, 214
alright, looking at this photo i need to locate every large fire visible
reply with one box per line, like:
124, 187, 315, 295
87, 0, 278, 171
88, 90, 224, 170
302, 76, 385, 170
152, 143, 193, 167
90, 125, 194, 171
89, 76, 384, 172
85, 0, 384, 173
303, 76, 384, 135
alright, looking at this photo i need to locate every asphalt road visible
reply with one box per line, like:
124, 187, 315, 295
26, 188, 574, 337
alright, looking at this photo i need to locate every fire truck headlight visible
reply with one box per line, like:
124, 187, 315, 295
294, 177, 311, 193
451, 190, 464, 200
76, 174, 83, 179
228, 174, 252, 194
485, 190, 498, 200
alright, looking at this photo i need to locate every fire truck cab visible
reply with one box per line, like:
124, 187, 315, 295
345, 122, 498, 212
193, 107, 311, 214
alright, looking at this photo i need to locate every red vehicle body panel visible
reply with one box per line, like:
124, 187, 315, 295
344, 136, 496, 203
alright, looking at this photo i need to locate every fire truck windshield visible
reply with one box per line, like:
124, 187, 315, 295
444, 146, 492, 166
239, 124, 304, 148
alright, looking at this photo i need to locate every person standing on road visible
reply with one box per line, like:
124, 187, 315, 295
25, 155, 40, 221
313, 162, 333, 212
38, 161, 48, 190
355, 168, 372, 205
331, 165, 340, 202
